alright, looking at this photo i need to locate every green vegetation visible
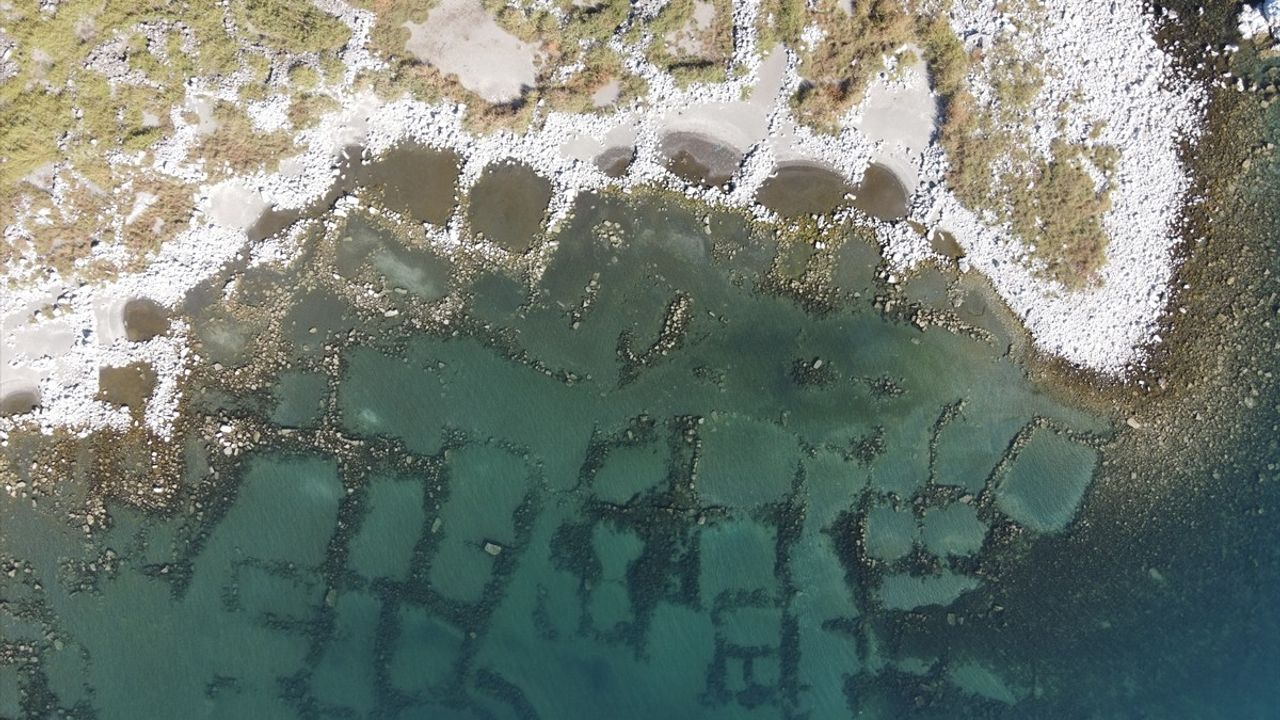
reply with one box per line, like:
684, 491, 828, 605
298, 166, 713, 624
362, 55, 538, 133
13, 185, 106, 278
288, 92, 340, 128
0, 0, 1118, 288
990, 46, 1043, 115
196, 102, 297, 176
560, 0, 631, 46
918, 14, 968, 98
287, 64, 322, 91
1009, 140, 1112, 286
940, 88, 1115, 287
236, 53, 277, 101
359, 0, 643, 124
1, 1, 213, 190
460, 87, 540, 134
357, 0, 436, 70
917, 15, 1114, 287
790, 0, 914, 131
542, 47, 647, 113
120, 179, 196, 269
1090, 143, 1121, 175
938, 91, 1011, 210
0, 0, 355, 275
365, 59, 447, 106
233, 0, 351, 54
641, 0, 734, 87
758, 0, 807, 48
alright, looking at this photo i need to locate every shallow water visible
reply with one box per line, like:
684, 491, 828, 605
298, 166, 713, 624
930, 229, 965, 259
754, 163, 909, 221
0, 389, 39, 416
122, 298, 170, 342
596, 146, 635, 178
755, 164, 851, 217
0, 177, 1111, 717
660, 133, 742, 188
358, 145, 461, 225
97, 363, 157, 416
466, 162, 553, 252
851, 164, 909, 222
2, 141, 1278, 719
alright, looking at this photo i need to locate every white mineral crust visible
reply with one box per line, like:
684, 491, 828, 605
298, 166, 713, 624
0, 0, 1206, 438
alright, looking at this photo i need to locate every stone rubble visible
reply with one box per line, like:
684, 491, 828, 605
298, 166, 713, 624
1238, 1, 1280, 41
0, 0, 1205, 437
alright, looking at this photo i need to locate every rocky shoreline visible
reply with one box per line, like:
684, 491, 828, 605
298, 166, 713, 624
1, 0, 1210, 438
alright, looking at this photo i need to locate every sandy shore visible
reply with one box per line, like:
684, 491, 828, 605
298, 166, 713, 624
0, 0, 1205, 438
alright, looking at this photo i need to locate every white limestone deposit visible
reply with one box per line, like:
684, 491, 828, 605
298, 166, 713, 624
847, 49, 937, 194
402, 0, 540, 103
895, 0, 1205, 374
0, 0, 1206, 439
1238, 0, 1280, 40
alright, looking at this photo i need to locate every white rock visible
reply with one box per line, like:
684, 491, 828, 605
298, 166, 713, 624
0, 0, 1207, 443
1239, 1, 1279, 39
1266, 0, 1280, 35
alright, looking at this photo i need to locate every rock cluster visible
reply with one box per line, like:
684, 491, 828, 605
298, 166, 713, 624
1239, 1, 1280, 41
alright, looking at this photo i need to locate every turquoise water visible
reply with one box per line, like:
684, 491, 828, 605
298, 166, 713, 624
2, 154, 1279, 719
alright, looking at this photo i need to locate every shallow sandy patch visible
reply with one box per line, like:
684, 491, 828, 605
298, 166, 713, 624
657, 49, 786, 154
591, 79, 622, 108
207, 181, 269, 231
403, 0, 538, 104
659, 132, 744, 187
848, 51, 937, 193
559, 121, 638, 165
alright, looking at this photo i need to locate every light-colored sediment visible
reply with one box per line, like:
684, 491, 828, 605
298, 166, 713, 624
207, 182, 270, 231
591, 79, 624, 108
847, 50, 936, 194
0, 0, 1205, 439
402, 0, 539, 103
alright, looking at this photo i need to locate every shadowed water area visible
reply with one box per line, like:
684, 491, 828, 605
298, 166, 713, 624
661, 133, 743, 188
359, 145, 461, 225
755, 163, 910, 221
2, 126, 1279, 719
851, 164, 909, 222
596, 146, 636, 178
756, 164, 852, 217
467, 162, 553, 252
0, 390, 39, 417
121, 298, 170, 342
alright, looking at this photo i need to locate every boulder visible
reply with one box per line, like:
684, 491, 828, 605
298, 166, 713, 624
1239, 1, 1280, 40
